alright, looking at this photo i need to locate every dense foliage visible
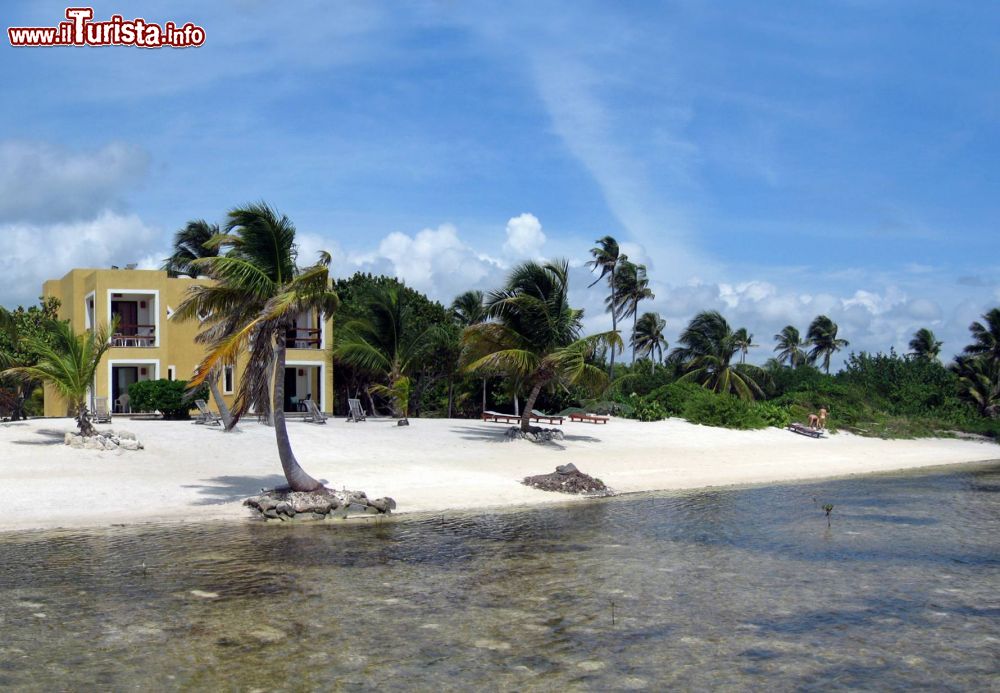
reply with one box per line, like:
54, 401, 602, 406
0, 297, 62, 419
128, 379, 209, 420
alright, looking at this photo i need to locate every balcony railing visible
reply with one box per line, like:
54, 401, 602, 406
111, 324, 156, 347
287, 327, 321, 349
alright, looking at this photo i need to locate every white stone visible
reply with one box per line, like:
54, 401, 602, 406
119, 439, 140, 451
117, 430, 137, 440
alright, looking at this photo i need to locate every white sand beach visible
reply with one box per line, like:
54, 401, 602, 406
1, 416, 997, 533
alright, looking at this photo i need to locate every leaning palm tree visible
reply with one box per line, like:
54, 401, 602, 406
332, 283, 443, 423
611, 260, 655, 364
631, 312, 667, 374
1, 319, 115, 437
587, 236, 624, 376
667, 310, 766, 399
462, 260, 621, 432
732, 327, 756, 364
908, 328, 943, 361
451, 290, 489, 413
161, 220, 224, 278
951, 355, 999, 419
773, 325, 808, 368
175, 202, 339, 492
807, 315, 849, 374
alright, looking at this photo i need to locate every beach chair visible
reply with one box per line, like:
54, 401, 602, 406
347, 398, 367, 423
481, 410, 521, 424
115, 393, 130, 414
194, 399, 222, 426
568, 412, 609, 424
93, 397, 112, 423
530, 409, 564, 425
788, 422, 825, 439
303, 398, 328, 424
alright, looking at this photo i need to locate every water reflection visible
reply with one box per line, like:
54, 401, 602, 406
1, 462, 998, 690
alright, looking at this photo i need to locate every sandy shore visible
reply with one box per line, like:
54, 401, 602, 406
1, 416, 997, 533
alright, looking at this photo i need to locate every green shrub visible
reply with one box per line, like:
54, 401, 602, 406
646, 381, 709, 416
128, 379, 208, 420
753, 401, 791, 428
632, 399, 668, 422
682, 393, 767, 430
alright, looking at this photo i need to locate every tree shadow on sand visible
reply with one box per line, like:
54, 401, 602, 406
181, 474, 332, 505
449, 423, 601, 450
9, 428, 68, 446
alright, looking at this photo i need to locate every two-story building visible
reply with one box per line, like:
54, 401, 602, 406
42, 267, 333, 417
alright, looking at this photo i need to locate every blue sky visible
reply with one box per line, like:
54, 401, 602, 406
2, 1, 998, 367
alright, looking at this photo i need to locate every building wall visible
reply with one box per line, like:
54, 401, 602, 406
42, 268, 333, 417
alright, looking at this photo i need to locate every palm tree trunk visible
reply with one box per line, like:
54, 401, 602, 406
520, 383, 543, 432
209, 374, 234, 430
481, 377, 487, 413
632, 310, 638, 365
609, 268, 617, 377
76, 400, 96, 437
273, 331, 323, 492
447, 376, 454, 418
514, 394, 519, 417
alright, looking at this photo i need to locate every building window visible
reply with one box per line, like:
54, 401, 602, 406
167, 366, 176, 381
223, 365, 234, 394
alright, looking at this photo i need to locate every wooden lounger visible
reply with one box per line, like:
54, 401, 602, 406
568, 412, 609, 424
788, 422, 825, 438
530, 409, 564, 425
482, 411, 521, 424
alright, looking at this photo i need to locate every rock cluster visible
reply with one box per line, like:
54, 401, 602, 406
243, 488, 397, 521
523, 463, 614, 496
505, 425, 565, 442
64, 429, 143, 451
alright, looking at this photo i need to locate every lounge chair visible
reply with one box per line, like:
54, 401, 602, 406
115, 393, 130, 414
347, 398, 366, 423
93, 397, 112, 423
194, 399, 222, 426
568, 412, 609, 424
530, 409, 564, 425
481, 410, 521, 424
303, 398, 328, 424
788, 422, 825, 438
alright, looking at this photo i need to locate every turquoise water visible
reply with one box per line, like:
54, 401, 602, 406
1, 462, 998, 690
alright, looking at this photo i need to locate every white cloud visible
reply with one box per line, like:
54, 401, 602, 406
0, 140, 149, 224
503, 213, 546, 258
0, 211, 163, 307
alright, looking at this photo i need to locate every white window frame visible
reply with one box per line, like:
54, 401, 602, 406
84, 290, 96, 330
223, 365, 235, 394
285, 360, 326, 413
107, 289, 160, 347
107, 359, 160, 401
167, 365, 176, 381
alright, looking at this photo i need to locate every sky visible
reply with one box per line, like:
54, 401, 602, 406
2, 1, 998, 369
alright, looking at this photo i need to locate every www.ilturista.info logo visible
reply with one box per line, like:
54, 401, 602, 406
8, 7, 205, 48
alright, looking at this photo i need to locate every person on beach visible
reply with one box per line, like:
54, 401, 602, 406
807, 407, 828, 430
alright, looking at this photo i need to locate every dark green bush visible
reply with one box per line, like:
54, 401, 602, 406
753, 401, 791, 428
128, 379, 208, 420
646, 381, 710, 416
632, 398, 667, 422
682, 393, 767, 430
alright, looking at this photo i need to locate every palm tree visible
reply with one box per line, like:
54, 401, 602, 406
908, 328, 943, 361
587, 236, 623, 376
611, 260, 655, 364
332, 283, 443, 423
631, 312, 667, 374
732, 327, 756, 364
162, 220, 224, 278
807, 315, 849, 374
451, 290, 489, 413
963, 308, 1000, 366
462, 260, 621, 432
952, 355, 999, 419
2, 319, 115, 436
667, 310, 766, 399
175, 202, 339, 492
773, 325, 808, 367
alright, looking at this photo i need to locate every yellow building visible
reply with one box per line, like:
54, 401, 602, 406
42, 268, 333, 417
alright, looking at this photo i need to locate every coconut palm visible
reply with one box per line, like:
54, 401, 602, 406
773, 325, 808, 368
587, 236, 624, 376
332, 283, 443, 423
462, 260, 621, 432
2, 319, 116, 436
732, 327, 756, 364
631, 312, 667, 374
908, 328, 943, 361
951, 355, 999, 419
963, 308, 1000, 366
175, 202, 339, 492
807, 315, 849, 374
451, 290, 489, 413
611, 260, 655, 364
667, 310, 766, 399
162, 220, 224, 278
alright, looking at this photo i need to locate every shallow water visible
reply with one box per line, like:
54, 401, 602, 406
1, 463, 999, 691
